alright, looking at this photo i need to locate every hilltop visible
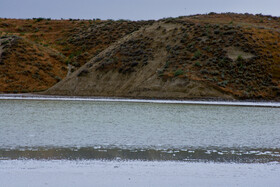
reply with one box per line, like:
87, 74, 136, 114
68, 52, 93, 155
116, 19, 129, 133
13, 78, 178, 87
1, 13, 280, 100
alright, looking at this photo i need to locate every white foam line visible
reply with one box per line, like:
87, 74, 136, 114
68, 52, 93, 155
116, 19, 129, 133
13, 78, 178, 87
0, 95, 280, 107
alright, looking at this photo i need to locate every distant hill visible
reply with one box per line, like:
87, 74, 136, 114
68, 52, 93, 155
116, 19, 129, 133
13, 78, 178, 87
1, 13, 280, 100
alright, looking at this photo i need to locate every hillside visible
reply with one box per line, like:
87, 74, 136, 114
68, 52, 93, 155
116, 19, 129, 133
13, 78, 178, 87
0, 18, 152, 92
1, 13, 280, 100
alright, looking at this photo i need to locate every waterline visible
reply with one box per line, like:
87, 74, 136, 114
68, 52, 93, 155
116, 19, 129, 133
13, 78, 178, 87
0, 94, 280, 107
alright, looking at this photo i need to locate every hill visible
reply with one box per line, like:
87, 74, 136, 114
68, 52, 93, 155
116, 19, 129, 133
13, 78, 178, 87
1, 13, 280, 100
0, 18, 152, 92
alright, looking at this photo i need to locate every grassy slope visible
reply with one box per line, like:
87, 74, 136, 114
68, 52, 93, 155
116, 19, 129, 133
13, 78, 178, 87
1, 14, 280, 100
0, 18, 153, 92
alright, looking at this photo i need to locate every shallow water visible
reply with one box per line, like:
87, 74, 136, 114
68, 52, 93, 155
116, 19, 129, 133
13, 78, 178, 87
0, 99, 279, 163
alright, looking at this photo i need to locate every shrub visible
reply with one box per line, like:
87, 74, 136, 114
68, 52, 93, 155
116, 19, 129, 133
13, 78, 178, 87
174, 69, 184, 76
33, 17, 45, 22
164, 61, 170, 69
208, 12, 216, 15
205, 46, 211, 52
237, 55, 243, 61
157, 69, 164, 77
194, 61, 202, 67
2, 40, 9, 45
200, 69, 208, 74
62, 46, 70, 51
194, 50, 201, 58
54, 76, 61, 82
77, 69, 89, 77
218, 80, 229, 87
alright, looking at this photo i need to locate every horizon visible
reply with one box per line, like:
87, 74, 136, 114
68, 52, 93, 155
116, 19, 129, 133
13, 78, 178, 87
0, 12, 279, 21
0, 0, 279, 21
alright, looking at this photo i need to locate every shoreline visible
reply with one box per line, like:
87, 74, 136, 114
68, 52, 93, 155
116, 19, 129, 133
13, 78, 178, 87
1, 93, 280, 108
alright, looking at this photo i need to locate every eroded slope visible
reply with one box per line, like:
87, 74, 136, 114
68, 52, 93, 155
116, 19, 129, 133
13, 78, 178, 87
45, 14, 280, 100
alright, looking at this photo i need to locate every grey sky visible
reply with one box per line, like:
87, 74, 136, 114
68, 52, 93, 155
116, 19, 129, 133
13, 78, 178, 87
0, 0, 279, 20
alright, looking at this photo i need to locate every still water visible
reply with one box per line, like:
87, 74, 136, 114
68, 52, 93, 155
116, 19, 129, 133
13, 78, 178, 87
0, 99, 279, 163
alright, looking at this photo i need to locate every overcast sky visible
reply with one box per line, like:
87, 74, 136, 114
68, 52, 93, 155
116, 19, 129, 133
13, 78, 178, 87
0, 0, 279, 20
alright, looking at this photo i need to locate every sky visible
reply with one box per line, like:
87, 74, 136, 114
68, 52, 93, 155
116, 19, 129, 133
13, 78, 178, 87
0, 0, 279, 20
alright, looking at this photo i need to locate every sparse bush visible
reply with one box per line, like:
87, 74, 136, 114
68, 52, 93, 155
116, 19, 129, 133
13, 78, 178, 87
218, 80, 229, 87
194, 50, 201, 58
164, 61, 170, 69
205, 46, 211, 52
200, 69, 208, 74
157, 69, 164, 76
54, 76, 61, 82
237, 55, 243, 61
174, 69, 184, 76
208, 12, 216, 15
194, 61, 202, 67
62, 46, 70, 51
77, 69, 89, 77
2, 40, 9, 45
33, 17, 45, 22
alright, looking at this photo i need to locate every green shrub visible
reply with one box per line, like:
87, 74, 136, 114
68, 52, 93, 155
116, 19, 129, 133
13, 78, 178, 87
33, 17, 45, 22
205, 46, 211, 52
157, 69, 164, 77
237, 55, 243, 61
218, 80, 229, 87
62, 46, 70, 51
2, 40, 9, 45
164, 61, 170, 69
194, 50, 201, 58
69, 53, 75, 59
194, 61, 202, 67
174, 69, 184, 76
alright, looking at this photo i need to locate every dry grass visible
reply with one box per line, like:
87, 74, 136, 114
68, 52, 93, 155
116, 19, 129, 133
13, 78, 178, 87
1, 14, 280, 99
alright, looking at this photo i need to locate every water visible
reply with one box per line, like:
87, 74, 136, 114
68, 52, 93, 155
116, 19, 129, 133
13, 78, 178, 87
0, 98, 279, 163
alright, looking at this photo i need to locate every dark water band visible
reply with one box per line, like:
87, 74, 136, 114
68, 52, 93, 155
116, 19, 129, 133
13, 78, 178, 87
1, 147, 279, 163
